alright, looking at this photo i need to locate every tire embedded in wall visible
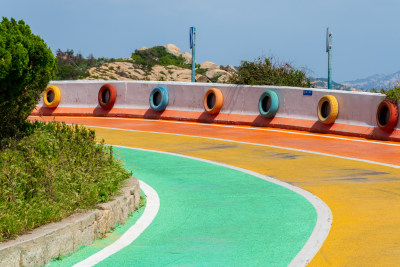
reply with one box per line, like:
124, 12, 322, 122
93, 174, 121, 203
258, 90, 279, 118
149, 86, 169, 111
43, 85, 61, 108
204, 88, 223, 114
317, 95, 339, 124
98, 84, 116, 109
376, 100, 398, 131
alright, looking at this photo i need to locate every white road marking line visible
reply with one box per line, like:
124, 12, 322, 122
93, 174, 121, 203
73, 180, 160, 267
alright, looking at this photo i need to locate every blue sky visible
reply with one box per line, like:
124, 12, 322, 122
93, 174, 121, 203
3, 0, 400, 82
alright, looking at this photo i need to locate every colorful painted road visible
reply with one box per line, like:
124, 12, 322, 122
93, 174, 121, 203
31, 116, 400, 266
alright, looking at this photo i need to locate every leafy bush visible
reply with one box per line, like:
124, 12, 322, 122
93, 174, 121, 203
0, 121, 131, 241
375, 85, 400, 103
229, 56, 312, 88
131, 46, 189, 72
53, 49, 113, 80
0, 17, 56, 138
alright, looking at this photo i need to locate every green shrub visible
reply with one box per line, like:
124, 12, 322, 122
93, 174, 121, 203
0, 121, 131, 241
131, 46, 190, 72
210, 74, 223, 83
378, 85, 400, 103
229, 56, 311, 88
53, 50, 114, 80
0, 17, 56, 138
196, 68, 207, 75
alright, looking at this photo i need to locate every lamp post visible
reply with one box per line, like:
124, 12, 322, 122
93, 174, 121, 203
190, 27, 196, 82
326, 27, 332, 89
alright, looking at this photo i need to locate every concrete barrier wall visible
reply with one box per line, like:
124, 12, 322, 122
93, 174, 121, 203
34, 80, 400, 141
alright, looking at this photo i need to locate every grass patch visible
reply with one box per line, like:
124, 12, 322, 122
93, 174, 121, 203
0, 121, 131, 241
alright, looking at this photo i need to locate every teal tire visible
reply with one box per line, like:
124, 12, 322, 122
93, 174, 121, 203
150, 86, 169, 111
258, 90, 279, 118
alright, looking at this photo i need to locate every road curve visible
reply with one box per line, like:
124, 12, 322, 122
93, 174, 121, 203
31, 116, 400, 266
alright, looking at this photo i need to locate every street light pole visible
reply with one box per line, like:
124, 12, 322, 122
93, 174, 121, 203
326, 27, 333, 89
190, 27, 196, 82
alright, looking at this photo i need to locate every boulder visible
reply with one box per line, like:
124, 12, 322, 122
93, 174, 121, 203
138, 46, 147, 51
200, 61, 219, 69
170, 68, 191, 81
195, 75, 209, 83
164, 44, 181, 56
217, 74, 231, 83
220, 65, 237, 72
181, 52, 192, 64
205, 69, 228, 80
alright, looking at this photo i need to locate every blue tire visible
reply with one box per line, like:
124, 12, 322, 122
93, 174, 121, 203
149, 86, 169, 111
258, 90, 279, 118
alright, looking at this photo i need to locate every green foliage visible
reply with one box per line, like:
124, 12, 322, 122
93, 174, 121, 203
0, 121, 131, 241
196, 68, 207, 75
53, 49, 113, 80
378, 86, 400, 103
210, 74, 223, 83
229, 56, 312, 88
0, 17, 56, 138
131, 46, 189, 72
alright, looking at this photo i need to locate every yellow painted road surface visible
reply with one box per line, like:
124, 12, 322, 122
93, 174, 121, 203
31, 117, 400, 266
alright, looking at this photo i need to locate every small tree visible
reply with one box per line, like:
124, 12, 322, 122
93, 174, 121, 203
229, 56, 312, 88
0, 17, 55, 138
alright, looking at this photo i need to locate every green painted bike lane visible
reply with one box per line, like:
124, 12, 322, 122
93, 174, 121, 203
50, 147, 317, 266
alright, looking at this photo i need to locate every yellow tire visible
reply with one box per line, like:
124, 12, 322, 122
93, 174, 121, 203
317, 95, 338, 124
43, 85, 61, 108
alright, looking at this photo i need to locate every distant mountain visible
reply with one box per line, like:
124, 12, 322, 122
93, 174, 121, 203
342, 71, 400, 91
309, 78, 360, 91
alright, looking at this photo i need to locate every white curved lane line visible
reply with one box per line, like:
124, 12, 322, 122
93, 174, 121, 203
114, 146, 333, 267
73, 180, 160, 267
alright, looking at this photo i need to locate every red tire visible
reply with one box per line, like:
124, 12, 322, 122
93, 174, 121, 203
376, 100, 398, 131
98, 84, 116, 109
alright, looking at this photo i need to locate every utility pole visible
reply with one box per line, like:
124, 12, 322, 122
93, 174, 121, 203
326, 27, 332, 89
190, 27, 196, 82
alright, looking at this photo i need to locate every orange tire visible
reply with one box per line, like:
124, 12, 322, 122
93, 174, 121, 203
204, 88, 223, 114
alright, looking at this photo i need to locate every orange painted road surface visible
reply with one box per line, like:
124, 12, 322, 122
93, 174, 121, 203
30, 116, 400, 266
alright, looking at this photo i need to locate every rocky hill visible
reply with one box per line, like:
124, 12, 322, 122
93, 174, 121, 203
310, 78, 360, 91
342, 71, 400, 91
83, 44, 236, 83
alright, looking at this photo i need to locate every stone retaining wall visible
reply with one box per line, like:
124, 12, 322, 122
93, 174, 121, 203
0, 177, 140, 267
